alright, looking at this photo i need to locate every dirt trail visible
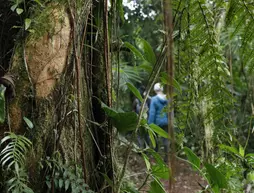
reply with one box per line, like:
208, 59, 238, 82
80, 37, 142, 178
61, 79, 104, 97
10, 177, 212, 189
163, 160, 207, 193
125, 152, 207, 193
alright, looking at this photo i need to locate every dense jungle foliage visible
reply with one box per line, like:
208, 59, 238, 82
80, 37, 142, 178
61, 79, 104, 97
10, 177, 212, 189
0, 0, 254, 192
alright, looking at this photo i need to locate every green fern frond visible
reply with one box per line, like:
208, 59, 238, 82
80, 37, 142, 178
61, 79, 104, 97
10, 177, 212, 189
6, 164, 34, 193
0, 132, 32, 169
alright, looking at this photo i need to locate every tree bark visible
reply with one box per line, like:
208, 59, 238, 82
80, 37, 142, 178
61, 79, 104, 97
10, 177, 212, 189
163, 0, 176, 192
0, 1, 112, 192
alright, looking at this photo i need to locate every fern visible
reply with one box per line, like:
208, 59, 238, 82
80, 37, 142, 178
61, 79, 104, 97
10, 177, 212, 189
169, 0, 254, 162
6, 164, 34, 193
0, 132, 34, 192
171, 0, 236, 160
0, 132, 32, 169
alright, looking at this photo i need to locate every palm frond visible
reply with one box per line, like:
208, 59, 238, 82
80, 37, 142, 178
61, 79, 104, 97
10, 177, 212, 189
0, 132, 32, 169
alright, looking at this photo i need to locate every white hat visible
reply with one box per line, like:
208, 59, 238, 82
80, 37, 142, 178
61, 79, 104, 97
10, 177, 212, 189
154, 83, 163, 92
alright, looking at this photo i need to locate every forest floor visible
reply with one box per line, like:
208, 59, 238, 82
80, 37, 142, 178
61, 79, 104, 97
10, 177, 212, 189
117, 142, 207, 193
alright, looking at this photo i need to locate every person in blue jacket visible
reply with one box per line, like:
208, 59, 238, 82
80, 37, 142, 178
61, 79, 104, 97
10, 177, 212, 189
148, 83, 169, 160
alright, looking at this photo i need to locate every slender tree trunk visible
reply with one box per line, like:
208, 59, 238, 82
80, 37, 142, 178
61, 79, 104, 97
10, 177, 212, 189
163, 0, 176, 191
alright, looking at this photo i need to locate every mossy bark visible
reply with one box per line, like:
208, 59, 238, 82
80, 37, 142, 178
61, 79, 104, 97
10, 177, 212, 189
0, 2, 106, 192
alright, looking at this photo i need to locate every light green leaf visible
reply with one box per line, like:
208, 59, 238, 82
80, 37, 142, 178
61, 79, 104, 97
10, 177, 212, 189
137, 38, 156, 65
148, 150, 165, 166
139, 64, 153, 73
148, 130, 156, 148
10, 4, 18, 11
16, 8, 23, 15
126, 82, 143, 102
12, 26, 22, 29
151, 165, 170, 180
59, 179, 63, 188
247, 171, 254, 182
142, 153, 151, 170
219, 144, 240, 157
33, 0, 44, 6
46, 180, 51, 188
204, 163, 227, 189
28, 29, 35, 33
245, 153, 254, 158
23, 117, 34, 129
14, 162, 19, 176
149, 124, 168, 139
25, 18, 32, 30
0, 85, 6, 123
149, 179, 166, 193
124, 42, 144, 60
1, 133, 13, 144
101, 102, 118, 117
183, 147, 201, 170
239, 145, 245, 157
160, 72, 182, 94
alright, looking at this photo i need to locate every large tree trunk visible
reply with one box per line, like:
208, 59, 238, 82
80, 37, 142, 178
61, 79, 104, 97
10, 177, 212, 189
0, 1, 112, 192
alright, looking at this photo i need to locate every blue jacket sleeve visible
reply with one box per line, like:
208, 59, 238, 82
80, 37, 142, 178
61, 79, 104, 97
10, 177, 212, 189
148, 98, 156, 124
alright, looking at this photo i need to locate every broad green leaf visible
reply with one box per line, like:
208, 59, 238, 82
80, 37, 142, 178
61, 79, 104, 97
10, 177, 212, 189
126, 82, 143, 102
16, 8, 23, 15
219, 144, 240, 157
25, 18, 32, 30
245, 153, 254, 158
149, 124, 168, 139
10, 4, 18, 11
239, 145, 245, 157
148, 150, 165, 166
139, 63, 153, 73
247, 171, 254, 182
23, 117, 34, 129
112, 112, 138, 133
24, 187, 34, 193
124, 42, 144, 60
148, 130, 156, 148
149, 179, 166, 193
212, 185, 220, 193
28, 29, 35, 33
183, 147, 201, 170
137, 38, 156, 65
59, 179, 63, 188
160, 72, 182, 94
101, 102, 118, 117
0, 85, 6, 123
46, 180, 51, 188
142, 153, 151, 170
204, 163, 227, 189
151, 164, 170, 179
